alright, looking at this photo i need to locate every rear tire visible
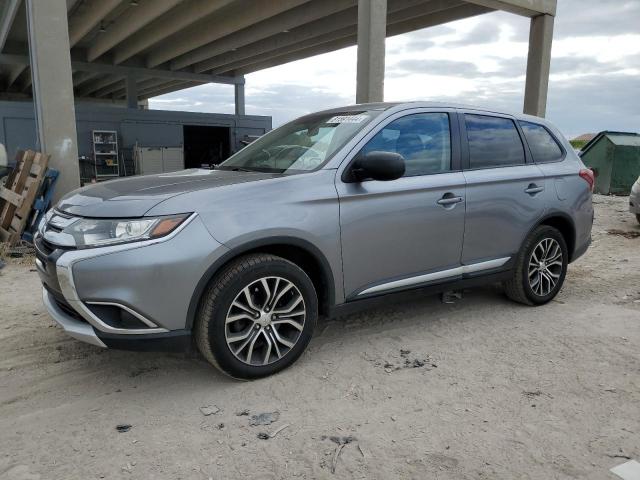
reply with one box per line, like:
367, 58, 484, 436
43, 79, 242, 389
636, 214, 640, 225
194, 253, 317, 379
503, 225, 568, 305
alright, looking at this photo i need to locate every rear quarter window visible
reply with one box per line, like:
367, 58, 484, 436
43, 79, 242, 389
465, 114, 525, 169
519, 121, 564, 163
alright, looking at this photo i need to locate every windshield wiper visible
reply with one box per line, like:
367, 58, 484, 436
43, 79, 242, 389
217, 165, 255, 172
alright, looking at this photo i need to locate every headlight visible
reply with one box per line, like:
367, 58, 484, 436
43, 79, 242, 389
51, 213, 191, 248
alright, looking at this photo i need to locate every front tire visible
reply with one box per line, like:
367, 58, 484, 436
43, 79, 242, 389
195, 253, 317, 379
503, 225, 568, 305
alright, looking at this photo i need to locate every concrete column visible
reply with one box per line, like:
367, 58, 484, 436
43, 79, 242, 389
26, 0, 80, 201
356, 0, 387, 104
234, 82, 245, 116
523, 14, 554, 117
126, 75, 138, 109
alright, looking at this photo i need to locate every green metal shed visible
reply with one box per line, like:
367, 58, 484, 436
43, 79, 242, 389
580, 131, 640, 195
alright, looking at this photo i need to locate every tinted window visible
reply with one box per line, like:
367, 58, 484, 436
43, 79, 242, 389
360, 113, 451, 176
465, 114, 525, 169
519, 121, 563, 163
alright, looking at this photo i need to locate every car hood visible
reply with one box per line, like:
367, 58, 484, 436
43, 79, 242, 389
57, 169, 279, 217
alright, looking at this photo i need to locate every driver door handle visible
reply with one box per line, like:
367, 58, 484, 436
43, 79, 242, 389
437, 194, 464, 206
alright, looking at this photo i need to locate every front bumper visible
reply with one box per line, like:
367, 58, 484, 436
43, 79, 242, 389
42, 287, 106, 348
37, 213, 228, 350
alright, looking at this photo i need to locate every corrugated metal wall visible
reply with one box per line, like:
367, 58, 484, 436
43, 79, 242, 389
610, 145, 640, 195
0, 100, 271, 165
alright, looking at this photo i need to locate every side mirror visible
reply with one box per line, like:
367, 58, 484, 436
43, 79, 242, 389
349, 151, 405, 182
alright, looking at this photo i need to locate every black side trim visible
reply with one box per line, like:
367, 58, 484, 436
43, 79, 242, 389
185, 236, 335, 329
346, 258, 515, 302
331, 270, 512, 318
97, 329, 192, 352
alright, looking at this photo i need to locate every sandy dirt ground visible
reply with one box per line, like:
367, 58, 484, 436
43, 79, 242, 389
0, 194, 638, 480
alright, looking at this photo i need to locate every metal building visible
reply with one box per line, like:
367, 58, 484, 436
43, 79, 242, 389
580, 131, 640, 195
0, 0, 557, 200
0, 100, 271, 180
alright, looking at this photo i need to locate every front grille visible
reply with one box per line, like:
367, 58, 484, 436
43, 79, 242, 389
35, 236, 54, 257
39, 210, 79, 252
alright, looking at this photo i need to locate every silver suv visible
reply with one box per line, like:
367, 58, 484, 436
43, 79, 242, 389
36, 102, 594, 379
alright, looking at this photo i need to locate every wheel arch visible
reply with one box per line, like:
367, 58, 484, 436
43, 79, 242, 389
534, 212, 577, 261
186, 237, 335, 329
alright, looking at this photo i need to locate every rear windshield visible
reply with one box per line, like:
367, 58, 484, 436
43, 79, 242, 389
218, 110, 382, 174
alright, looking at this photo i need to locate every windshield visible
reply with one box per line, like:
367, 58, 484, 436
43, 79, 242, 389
218, 110, 381, 173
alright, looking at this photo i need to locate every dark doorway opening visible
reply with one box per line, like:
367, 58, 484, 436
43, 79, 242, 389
183, 125, 231, 169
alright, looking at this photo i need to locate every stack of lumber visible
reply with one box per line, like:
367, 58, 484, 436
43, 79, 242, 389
0, 150, 50, 246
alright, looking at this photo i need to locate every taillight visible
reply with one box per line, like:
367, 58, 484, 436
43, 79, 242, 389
579, 168, 595, 192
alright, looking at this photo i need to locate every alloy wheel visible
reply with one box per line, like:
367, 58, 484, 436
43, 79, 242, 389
528, 237, 563, 297
225, 276, 306, 366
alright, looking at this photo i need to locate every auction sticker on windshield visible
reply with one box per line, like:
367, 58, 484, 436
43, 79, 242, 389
326, 114, 369, 124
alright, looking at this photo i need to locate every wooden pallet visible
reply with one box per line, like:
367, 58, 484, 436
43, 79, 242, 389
0, 150, 50, 245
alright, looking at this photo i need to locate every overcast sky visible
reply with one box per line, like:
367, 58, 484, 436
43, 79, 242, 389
148, 0, 640, 139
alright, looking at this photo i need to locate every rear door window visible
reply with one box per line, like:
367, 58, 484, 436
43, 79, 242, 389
519, 121, 564, 163
464, 114, 525, 169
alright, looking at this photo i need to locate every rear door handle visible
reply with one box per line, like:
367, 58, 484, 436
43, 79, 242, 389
437, 194, 463, 206
525, 184, 544, 195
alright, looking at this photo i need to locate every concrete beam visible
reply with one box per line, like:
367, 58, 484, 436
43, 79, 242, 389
235, 82, 245, 116
199, 0, 442, 74
356, 0, 387, 103
67, 0, 122, 47
232, 3, 491, 75
96, 79, 143, 99
26, 0, 80, 201
0, 52, 243, 85
197, 7, 357, 74
126, 75, 138, 109
172, 0, 356, 71
112, 0, 235, 65
0, 0, 21, 52
72, 60, 243, 85
92, 78, 126, 98
523, 13, 554, 117
86, 0, 182, 62
137, 79, 186, 97
5, 64, 25, 88
213, 26, 355, 76
209, 0, 459, 76
139, 80, 203, 100
66, 0, 81, 12
19, 66, 30, 92
72, 71, 100, 87
103, 77, 169, 99
77, 75, 124, 97
146, 0, 310, 68
463, 0, 555, 17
